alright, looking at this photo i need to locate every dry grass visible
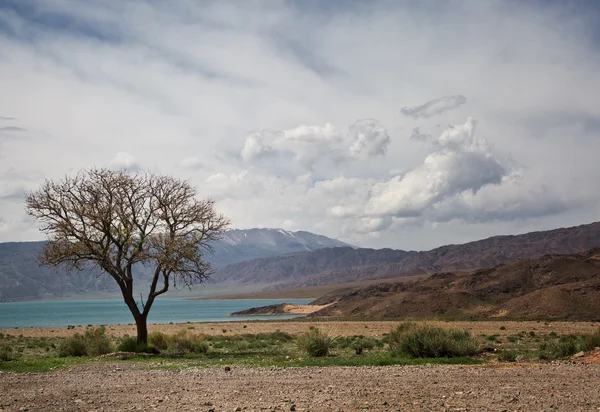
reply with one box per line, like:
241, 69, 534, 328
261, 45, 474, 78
1, 319, 598, 340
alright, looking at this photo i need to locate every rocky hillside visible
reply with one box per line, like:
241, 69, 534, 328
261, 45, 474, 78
0, 228, 349, 301
217, 221, 600, 289
310, 248, 600, 320
211, 247, 412, 284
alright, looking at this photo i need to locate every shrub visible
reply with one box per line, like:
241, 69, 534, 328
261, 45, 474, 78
116, 336, 151, 353
297, 328, 334, 357
148, 332, 170, 351
265, 330, 294, 342
500, 326, 506, 331
351, 337, 376, 355
538, 338, 578, 360
170, 330, 209, 353
498, 350, 518, 362
388, 322, 418, 353
389, 324, 481, 358
0, 344, 15, 361
579, 330, 600, 352
58, 334, 87, 357
83, 326, 113, 356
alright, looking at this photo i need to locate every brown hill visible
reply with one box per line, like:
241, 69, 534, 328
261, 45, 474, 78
212, 247, 412, 284
310, 248, 600, 320
215, 221, 600, 290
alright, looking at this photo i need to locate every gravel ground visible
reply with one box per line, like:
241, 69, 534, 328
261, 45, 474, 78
1, 362, 599, 411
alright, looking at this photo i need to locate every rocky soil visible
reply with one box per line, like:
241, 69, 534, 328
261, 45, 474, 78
1, 362, 600, 411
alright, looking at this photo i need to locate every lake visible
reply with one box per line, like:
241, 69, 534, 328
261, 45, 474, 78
0, 298, 312, 328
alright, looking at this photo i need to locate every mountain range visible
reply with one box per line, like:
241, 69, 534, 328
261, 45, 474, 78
2, 222, 600, 302
214, 221, 600, 289
310, 247, 600, 320
0, 228, 349, 301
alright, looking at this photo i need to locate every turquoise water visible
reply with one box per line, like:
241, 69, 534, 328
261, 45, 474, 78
0, 298, 312, 328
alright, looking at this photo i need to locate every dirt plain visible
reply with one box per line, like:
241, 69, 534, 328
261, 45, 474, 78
2, 361, 600, 411
1, 319, 597, 339
2, 320, 600, 411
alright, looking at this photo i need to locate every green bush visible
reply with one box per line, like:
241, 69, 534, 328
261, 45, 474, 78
264, 330, 294, 342
116, 336, 151, 353
579, 329, 600, 352
148, 332, 170, 351
351, 337, 376, 355
538, 338, 578, 360
498, 350, 518, 362
0, 344, 16, 361
170, 330, 209, 353
388, 322, 418, 353
389, 324, 481, 358
58, 334, 87, 357
83, 326, 113, 356
297, 327, 334, 357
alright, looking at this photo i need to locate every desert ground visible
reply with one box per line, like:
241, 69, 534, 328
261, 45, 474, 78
2, 362, 600, 411
1, 319, 597, 339
2, 320, 600, 411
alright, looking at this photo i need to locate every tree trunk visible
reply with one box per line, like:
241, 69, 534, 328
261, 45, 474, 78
120, 288, 148, 345
135, 314, 148, 345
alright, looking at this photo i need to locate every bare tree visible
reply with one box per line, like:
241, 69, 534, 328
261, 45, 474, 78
25, 169, 229, 344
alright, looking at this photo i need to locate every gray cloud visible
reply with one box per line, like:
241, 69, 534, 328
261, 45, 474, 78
0, 117, 16, 121
0, 126, 27, 132
409, 127, 432, 141
0, 1, 599, 249
401, 95, 467, 118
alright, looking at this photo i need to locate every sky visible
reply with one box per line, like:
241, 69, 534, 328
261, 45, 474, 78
1, 0, 600, 250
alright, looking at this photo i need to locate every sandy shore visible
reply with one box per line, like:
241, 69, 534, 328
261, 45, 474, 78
2, 319, 597, 339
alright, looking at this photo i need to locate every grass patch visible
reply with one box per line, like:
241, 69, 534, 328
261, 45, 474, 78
0, 357, 88, 372
389, 322, 482, 358
538, 328, 600, 360
297, 327, 335, 357
497, 350, 518, 362
58, 326, 113, 357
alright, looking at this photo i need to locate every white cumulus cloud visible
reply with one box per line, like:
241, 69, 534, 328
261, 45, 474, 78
109, 152, 141, 172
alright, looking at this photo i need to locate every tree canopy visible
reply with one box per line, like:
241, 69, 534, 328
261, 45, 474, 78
26, 168, 229, 343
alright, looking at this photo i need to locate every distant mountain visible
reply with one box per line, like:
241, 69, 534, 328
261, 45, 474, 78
213, 221, 600, 289
209, 228, 351, 267
0, 228, 349, 301
310, 248, 600, 320
211, 247, 412, 284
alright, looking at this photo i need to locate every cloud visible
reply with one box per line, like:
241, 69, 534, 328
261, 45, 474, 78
0, 126, 26, 132
0, 117, 16, 121
347, 119, 391, 159
1, 1, 600, 250
240, 119, 390, 171
409, 127, 432, 141
109, 152, 141, 172
179, 157, 203, 170
401, 95, 467, 118
366, 118, 507, 219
